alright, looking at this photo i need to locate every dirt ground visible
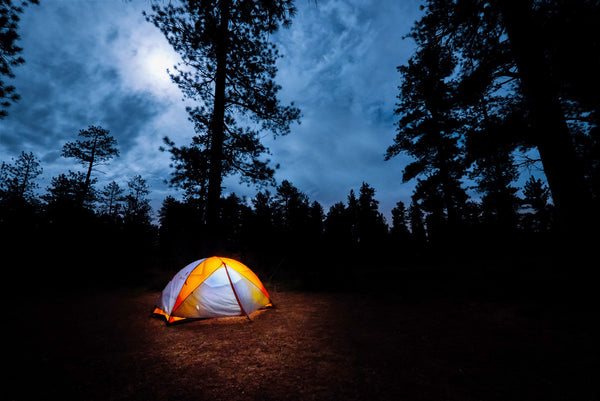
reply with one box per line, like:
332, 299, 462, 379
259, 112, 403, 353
5, 284, 599, 401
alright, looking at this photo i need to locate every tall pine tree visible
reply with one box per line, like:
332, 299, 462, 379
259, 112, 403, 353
386, 40, 468, 236
146, 0, 301, 250
401, 0, 598, 235
61, 125, 119, 206
0, 0, 38, 118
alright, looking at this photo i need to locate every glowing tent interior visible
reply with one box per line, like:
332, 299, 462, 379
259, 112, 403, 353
153, 256, 272, 324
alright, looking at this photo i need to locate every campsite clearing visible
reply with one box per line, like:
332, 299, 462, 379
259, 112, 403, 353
6, 287, 598, 400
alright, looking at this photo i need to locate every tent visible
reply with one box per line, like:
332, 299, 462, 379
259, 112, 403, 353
153, 256, 272, 324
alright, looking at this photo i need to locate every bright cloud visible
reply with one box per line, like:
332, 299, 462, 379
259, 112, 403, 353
1, 0, 424, 221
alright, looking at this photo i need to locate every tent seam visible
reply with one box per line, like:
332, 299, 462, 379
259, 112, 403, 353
170, 259, 207, 318
220, 258, 249, 318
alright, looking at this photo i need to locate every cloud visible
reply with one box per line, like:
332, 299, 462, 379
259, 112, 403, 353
203, 0, 423, 217
264, 0, 421, 213
0, 0, 424, 221
0, 1, 182, 184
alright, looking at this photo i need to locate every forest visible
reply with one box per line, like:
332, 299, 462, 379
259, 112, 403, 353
1, 0, 599, 291
3, 3, 600, 400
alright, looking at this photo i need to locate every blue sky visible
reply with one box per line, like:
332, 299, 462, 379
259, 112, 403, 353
2, 0, 433, 220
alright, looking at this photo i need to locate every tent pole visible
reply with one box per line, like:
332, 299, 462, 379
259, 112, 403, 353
223, 262, 251, 321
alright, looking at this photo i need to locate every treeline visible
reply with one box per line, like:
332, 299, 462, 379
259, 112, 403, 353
159, 175, 557, 287
386, 0, 600, 249
1, 131, 558, 290
0, 127, 157, 288
2, 0, 599, 291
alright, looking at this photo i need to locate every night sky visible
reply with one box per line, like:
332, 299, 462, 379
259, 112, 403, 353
1, 0, 426, 219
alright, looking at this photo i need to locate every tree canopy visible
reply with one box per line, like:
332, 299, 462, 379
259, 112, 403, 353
146, 0, 301, 247
387, 0, 599, 238
0, 0, 38, 118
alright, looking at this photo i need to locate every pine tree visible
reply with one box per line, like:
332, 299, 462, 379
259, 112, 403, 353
386, 39, 468, 232
61, 126, 119, 205
274, 180, 309, 242
308, 201, 324, 238
0, 0, 38, 117
402, 0, 598, 234
0, 151, 42, 203
43, 171, 97, 217
219, 192, 248, 251
390, 201, 410, 238
124, 175, 152, 226
472, 149, 520, 232
160, 136, 209, 204
356, 182, 387, 250
97, 181, 125, 222
498, 0, 592, 232
408, 199, 427, 249
159, 196, 204, 265
521, 176, 552, 232
0, 151, 42, 234
324, 201, 353, 262
248, 189, 278, 265
146, 0, 300, 247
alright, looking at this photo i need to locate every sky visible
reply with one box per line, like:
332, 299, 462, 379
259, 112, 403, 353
1, 0, 426, 221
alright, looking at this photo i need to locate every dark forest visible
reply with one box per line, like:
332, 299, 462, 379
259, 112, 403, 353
2, 2, 600, 400
1, 0, 599, 292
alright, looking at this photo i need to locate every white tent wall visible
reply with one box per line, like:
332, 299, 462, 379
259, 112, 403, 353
177, 266, 242, 318
230, 270, 271, 316
157, 258, 207, 316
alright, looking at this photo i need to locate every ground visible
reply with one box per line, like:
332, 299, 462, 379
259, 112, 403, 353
6, 277, 599, 401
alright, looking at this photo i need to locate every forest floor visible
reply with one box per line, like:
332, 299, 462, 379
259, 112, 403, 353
5, 270, 599, 401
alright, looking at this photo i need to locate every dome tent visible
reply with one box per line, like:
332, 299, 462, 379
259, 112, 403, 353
153, 256, 272, 324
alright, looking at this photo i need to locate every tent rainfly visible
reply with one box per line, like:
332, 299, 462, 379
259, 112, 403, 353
153, 256, 272, 324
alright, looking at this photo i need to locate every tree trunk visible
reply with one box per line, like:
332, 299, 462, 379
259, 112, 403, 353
499, 0, 592, 235
206, 0, 230, 252
81, 140, 96, 208
84, 156, 94, 197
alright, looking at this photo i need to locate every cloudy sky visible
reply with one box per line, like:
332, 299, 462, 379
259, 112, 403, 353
1, 0, 425, 220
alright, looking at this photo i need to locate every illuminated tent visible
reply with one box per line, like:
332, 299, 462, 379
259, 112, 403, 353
153, 256, 272, 324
